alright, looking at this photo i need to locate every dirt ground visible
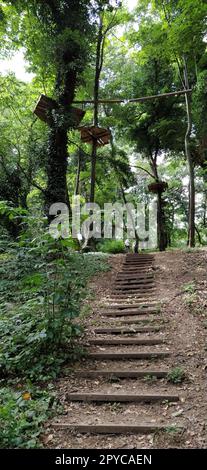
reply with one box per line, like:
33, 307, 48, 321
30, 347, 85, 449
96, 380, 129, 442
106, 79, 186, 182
42, 250, 207, 449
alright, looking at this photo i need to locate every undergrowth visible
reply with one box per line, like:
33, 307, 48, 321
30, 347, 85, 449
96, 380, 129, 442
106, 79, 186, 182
0, 219, 109, 448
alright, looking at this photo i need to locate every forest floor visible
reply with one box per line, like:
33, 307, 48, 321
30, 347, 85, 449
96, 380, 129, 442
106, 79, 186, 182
43, 250, 207, 449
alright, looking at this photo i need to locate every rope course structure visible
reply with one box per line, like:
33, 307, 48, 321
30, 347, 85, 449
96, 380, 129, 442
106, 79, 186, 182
34, 89, 192, 148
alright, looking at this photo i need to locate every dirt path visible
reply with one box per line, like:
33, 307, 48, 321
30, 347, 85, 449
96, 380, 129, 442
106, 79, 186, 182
43, 251, 207, 449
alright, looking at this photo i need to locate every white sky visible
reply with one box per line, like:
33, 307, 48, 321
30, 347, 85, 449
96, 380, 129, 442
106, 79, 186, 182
127, 0, 137, 11
0, 50, 34, 82
0, 0, 138, 82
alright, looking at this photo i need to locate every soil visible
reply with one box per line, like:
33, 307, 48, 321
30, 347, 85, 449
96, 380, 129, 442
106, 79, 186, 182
42, 250, 207, 449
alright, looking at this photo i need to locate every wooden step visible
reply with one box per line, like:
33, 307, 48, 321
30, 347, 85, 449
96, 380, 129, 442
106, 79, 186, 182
116, 278, 154, 281
111, 291, 154, 302
119, 318, 162, 324
114, 285, 155, 291
114, 284, 155, 290
113, 290, 156, 295
121, 265, 153, 269
123, 264, 153, 268
76, 370, 168, 379
67, 393, 179, 403
102, 309, 158, 316
52, 423, 169, 434
88, 351, 170, 360
124, 259, 153, 262
94, 326, 163, 334
116, 278, 154, 282
116, 275, 154, 281
120, 269, 153, 273
115, 280, 154, 286
103, 301, 158, 306
101, 302, 158, 309
123, 263, 153, 267
88, 337, 164, 346
126, 254, 154, 258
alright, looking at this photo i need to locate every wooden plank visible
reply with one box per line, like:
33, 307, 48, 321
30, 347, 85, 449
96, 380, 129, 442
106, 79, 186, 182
116, 274, 154, 279
115, 285, 155, 289
123, 265, 153, 268
76, 370, 169, 379
67, 393, 179, 403
122, 263, 153, 266
110, 296, 157, 300
102, 298, 158, 303
119, 273, 153, 276
124, 259, 153, 262
51, 423, 172, 434
126, 255, 154, 258
120, 318, 162, 324
114, 286, 155, 294
94, 326, 163, 334
88, 351, 170, 360
110, 295, 156, 300
100, 303, 158, 309
102, 309, 158, 316
120, 266, 154, 269
115, 283, 155, 288
88, 338, 164, 346
115, 280, 154, 285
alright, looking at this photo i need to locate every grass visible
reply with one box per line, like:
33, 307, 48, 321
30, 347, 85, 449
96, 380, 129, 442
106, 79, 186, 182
182, 281, 196, 294
144, 374, 158, 383
167, 367, 186, 384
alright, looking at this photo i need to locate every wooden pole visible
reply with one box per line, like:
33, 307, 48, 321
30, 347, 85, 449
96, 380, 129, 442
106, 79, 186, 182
74, 89, 192, 105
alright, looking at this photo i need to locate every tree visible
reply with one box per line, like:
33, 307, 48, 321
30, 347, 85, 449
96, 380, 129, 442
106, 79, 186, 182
153, 0, 207, 246
89, 2, 123, 204
1, 1, 102, 220
0, 74, 47, 235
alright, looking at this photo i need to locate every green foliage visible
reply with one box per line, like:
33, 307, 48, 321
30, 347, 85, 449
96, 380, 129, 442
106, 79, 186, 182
0, 216, 109, 380
0, 385, 55, 448
167, 367, 185, 384
0, 0, 207, 449
183, 282, 196, 294
98, 239, 125, 253
0, 208, 109, 447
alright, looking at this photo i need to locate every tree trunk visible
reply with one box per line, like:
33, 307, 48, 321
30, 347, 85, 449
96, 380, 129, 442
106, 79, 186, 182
203, 191, 207, 227
75, 149, 81, 196
150, 155, 167, 252
157, 190, 167, 252
45, 70, 76, 222
90, 16, 103, 203
183, 57, 195, 247
46, 126, 68, 212
86, 16, 104, 250
90, 141, 97, 203
120, 184, 139, 252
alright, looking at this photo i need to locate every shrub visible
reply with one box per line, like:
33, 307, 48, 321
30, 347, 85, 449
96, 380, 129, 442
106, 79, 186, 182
167, 367, 185, 384
0, 386, 53, 448
0, 235, 109, 380
98, 240, 125, 254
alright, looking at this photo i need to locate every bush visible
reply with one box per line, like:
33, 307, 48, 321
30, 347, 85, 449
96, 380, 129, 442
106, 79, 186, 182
0, 386, 53, 448
98, 240, 125, 254
167, 367, 185, 384
0, 236, 109, 380
0, 204, 110, 448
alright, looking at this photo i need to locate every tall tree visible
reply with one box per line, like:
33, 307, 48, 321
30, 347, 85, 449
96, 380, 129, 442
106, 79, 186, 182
89, 2, 122, 204
1, 1, 109, 219
153, 0, 207, 246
